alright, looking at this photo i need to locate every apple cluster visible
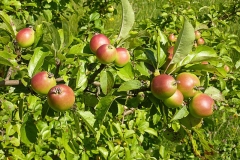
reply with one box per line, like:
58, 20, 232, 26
151, 73, 215, 128
89, 33, 130, 67
31, 71, 75, 112
194, 30, 205, 46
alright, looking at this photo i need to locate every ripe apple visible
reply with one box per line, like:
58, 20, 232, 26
224, 65, 230, 73
151, 74, 177, 100
189, 93, 214, 118
168, 33, 177, 42
163, 89, 184, 108
90, 33, 110, 53
47, 84, 75, 112
16, 27, 35, 48
96, 44, 117, 64
176, 72, 200, 98
197, 37, 205, 45
194, 30, 201, 40
179, 114, 203, 130
114, 47, 130, 67
31, 71, 56, 95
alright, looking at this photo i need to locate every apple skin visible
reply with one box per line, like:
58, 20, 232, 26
90, 33, 110, 53
31, 71, 56, 95
197, 37, 205, 45
194, 30, 201, 40
224, 65, 230, 73
151, 74, 177, 100
114, 47, 130, 67
16, 27, 35, 48
163, 89, 184, 108
179, 114, 203, 130
107, 6, 114, 12
189, 93, 214, 118
176, 72, 200, 98
96, 44, 117, 64
168, 33, 176, 42
47, 84, 75, 112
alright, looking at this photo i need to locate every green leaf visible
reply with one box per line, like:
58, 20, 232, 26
0, 11, 16, 36
170, 106, 189, 122
204, 86, 225, 101
117, 0, 135, 40
0, 56, 14, 66
100, 70, 114, 95
28, 47, 50, 77
62, 19, 73, 48
20, 115, 38, 145
118, 80, 142, 92
186, 64, 227, 77
78, 111, 96, 134
81, 152, 89, 160
61, 133, 75, 155
43, 22, 61, 51
171, 18, 195, 64
144, 128, 158, 137
96, 96, 116, 124
124, 129, 135, 139
12, 148, 26, 160
33, 24, 43, 47
89, 12, 100, 21
144, 48, 157, 68
117, 62, 134, 81
98, 147, 109, 159
76, 61, 88, 89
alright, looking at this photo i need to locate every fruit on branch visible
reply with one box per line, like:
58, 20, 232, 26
90, 33, 110, 53
197, 37, 205, 45
194, 30, 201, 40
31, 71, 56, 95
47, 84, 75, 112
176, 72, 200, 98
162, 46, 175, 71
16, 27, 35, 48
179, 114, 203, 130
96, 44, 117, 64
224, 65, 230, 73
168, 33, 177, 42
163, 89, 184, 108
107, 6, 114, 12
151, 74, 177, 100
189, 93, 214, 118
114, 47, 130, 67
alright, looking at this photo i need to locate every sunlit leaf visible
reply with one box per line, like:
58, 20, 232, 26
117, 0, 135, 40
118, 80, 142, 92
170, 106, 189, 122
100, 70, 114, 95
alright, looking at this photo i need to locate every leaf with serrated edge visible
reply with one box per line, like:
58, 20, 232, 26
170, 106, 189, 122
78, 111, 96, 134
117, 0, 135, 40
118, 80, 142, 92
43, 22, 61, 51
100, 71, 114, 95
95, 96, 115, 124
28, 47, 49, 77
171, 18, 195, 64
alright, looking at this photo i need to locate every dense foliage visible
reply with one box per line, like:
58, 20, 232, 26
0, 0, 240, 159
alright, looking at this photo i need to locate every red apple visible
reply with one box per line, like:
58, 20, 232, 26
90, 33, 110, 53
189, 93, 214, 118
31, 71, 56, 95
197, 37, 205, 45
176, 72, 200, 98
114, 47, 130, 67
163, 89, 184, 108
194, 30, 201, 40
168, 33, 176, 42
151, 74, 177, 100
224, 65, 230, 73
96, 44, 117, 64
16, 27, 35, 48
47, 84, 75, 111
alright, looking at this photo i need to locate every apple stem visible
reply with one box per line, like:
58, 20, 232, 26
47, 72, 55, 79
55, 58, 61, 78
53, 87, 62, 94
